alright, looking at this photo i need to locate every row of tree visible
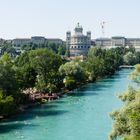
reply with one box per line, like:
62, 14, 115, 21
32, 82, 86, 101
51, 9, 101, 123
0, 49, 64, 116
0, 46, 140, 117
63, 47, 140, 84
110, 64, 140, 140
0, 41, 67, 57
21, 42, 66, 55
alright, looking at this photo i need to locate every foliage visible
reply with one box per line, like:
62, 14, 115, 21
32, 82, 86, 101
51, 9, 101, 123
0, 54, 19, 116
58, 45, 66, 55
63, 76, 77, 90
15, 51, 37, 89
21, 42, 66, 55
0, 90, 16, 116
86, 47, 123, 81
110, 66, 140, 140
29, 49, 63, 92
59, 60, 86, 88
0, 46, 140, 117
123, 52, 138, 65
0, 41, 16, 57
129, 64, 140, 84
0, 53, 18, 96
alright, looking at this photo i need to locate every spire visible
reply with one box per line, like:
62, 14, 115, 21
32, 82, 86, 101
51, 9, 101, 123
77, 22, 80, 27
74, 23, 83, 34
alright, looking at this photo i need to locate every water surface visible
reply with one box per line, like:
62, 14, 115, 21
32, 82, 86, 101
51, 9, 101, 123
0, 69, 132, 140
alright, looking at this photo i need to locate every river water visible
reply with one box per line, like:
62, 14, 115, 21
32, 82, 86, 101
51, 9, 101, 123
0, 69, 132, 140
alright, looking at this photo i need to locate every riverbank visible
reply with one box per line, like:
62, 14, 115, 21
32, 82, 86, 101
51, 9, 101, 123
0, 66, 133, 121
0, 86, 84, 121
0, 75, 113, 121
0, 69, 132, 140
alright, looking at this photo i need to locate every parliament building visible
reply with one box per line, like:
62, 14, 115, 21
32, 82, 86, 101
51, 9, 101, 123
66, 23, 91, 57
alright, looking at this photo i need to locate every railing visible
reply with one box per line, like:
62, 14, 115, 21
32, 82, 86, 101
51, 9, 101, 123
119, 65, 134, 68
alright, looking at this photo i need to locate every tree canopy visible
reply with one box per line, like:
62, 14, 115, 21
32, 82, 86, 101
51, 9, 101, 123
110, 65, 140, 140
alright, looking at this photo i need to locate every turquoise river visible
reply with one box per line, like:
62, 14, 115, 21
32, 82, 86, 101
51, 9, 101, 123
0, 69, 132, 140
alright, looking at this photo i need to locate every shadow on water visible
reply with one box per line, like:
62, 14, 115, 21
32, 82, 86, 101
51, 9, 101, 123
69, 70, 131, 97
1, 104, 68, 123
0, 104, 68, 134
28, 110, 68, 117
0, 123, 38, 134
68, 81, 114, 97
41, 104, 59, 109
54, 100, 66, 104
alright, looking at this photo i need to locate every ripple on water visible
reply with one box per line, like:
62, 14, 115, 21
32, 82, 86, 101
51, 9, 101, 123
0, 69, 132, 140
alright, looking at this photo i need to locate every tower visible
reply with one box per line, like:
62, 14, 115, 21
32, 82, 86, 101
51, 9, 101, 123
87, 31, 91, 47
66, 31, 71, 57
74, 23, 83, 35
87, 31, 91, 40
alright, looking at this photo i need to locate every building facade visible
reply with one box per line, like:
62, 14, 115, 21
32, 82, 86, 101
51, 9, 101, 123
12, 38, 31, 47
66, 23, 91, 57
47, 38, 64, 45
95, 38, 111, 47
12, 36, 64, 47
111, 36, 126, 47
31, 36, 46, 45
93, 36, 140, 51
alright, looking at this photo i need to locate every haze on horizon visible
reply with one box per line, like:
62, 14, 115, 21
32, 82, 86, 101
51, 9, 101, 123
0, 0, 140, 40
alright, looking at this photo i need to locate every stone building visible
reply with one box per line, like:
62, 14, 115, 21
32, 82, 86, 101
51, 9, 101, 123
47, 38, 64, 45
31, 36, 46, 45
12, 36, 64, 47
93, 36, 140, 51
95, 38, 111, 47
111, 36, 126, 47
12, 38, 31, 47
66, 23, 91, 57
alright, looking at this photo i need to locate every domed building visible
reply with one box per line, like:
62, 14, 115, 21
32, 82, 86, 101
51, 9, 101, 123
66, 23, 91, 57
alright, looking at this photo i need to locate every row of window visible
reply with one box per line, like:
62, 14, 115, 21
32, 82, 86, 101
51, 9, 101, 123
72, 39, 87, 43
71, 38, 91, 43
70, 46, 90, 49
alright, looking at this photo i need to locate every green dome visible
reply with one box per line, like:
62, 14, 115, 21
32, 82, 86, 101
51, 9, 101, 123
74, 23, 83, 34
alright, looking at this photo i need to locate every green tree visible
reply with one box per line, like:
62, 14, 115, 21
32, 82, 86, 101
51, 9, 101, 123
0, 90, 16, 116
86, 47, 122, 81
123, 52, 137, 65
59, 60, 86, 89
58, 45, 66, 55
15, 51, 37, 89
0, 53, 18, 96
1, 41, 16, 57
110, 66, 140, 140
129, 64, 140, 85
29, 49, 63, 92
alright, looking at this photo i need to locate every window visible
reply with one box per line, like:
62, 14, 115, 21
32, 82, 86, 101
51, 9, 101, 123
78, 39, 80, 42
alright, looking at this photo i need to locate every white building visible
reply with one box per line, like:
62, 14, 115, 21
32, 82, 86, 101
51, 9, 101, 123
31, 36, 46, 45
94, 37, 140, 51
12, 38, 31, 47
66, 23, 91, 57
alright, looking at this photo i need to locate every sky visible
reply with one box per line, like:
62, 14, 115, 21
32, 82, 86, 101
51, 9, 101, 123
0, 0, 140, 40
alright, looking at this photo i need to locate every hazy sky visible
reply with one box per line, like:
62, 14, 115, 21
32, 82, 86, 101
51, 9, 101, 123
0, 0, 140, 40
